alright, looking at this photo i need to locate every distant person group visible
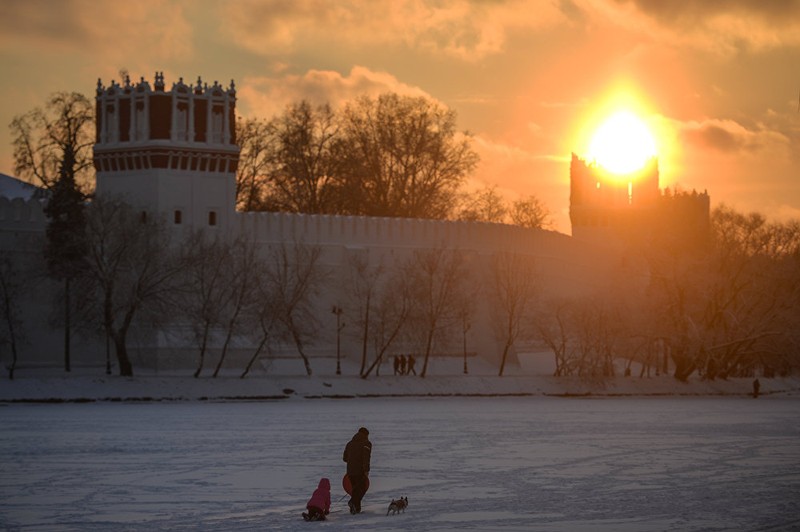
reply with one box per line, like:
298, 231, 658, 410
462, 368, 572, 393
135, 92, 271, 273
392, 354, 417, 376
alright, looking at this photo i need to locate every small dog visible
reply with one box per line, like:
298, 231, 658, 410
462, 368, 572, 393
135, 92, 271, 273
386, 496, 408, 515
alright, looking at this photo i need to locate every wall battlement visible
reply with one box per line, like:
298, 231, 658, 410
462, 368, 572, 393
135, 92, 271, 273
0, 196, 47, 228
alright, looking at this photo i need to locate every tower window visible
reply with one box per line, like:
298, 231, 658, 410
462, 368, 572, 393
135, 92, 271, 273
208, 211, 217, 226
174, 210, 182, 225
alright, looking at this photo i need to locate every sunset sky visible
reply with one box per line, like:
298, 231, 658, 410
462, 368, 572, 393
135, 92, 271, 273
1, 0, 798, 234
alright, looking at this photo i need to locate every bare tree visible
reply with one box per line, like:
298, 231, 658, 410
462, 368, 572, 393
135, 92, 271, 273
82, 198, 181, 376
535, 299, 572, 376
339, 93, 479, 219
263, 242, 326, 376
456, 185, 507, 223
235, 117, 277, 211
10, 92, 95, 193
0, 257, 32, 380
11, 92, 93, 372
488, 252, 539, 376
641, 205, 800, 381
240, 259, 279, 379
360, 266, 413, 378
212, 236, 262, 377
406, 246, 469, 377
268, 101, 343, 214
509, 194, 553, 229
178, 231, 231, 378
343, 252, 386, 376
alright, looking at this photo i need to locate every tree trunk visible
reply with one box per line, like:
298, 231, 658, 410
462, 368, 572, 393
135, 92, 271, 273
64, 277, 71, 372
241, 335, 269, 379
498, 341, 512, 377
194, 324, 211, 378
359, 301, 370, 376
290, 328, 313, 376
5, 315, 18, 381
420, 329, 434, 378
114, 333, 133, 377
213, 320, 237, 378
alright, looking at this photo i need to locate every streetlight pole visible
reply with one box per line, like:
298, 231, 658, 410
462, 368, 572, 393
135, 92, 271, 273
332, 306, 345, 375
462, 316, 471, 375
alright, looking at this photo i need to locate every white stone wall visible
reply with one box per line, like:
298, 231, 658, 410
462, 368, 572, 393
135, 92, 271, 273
0, 192, 624, 374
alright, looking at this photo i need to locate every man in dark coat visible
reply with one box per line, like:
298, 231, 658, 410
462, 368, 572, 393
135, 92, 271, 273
343, 427, 372, 514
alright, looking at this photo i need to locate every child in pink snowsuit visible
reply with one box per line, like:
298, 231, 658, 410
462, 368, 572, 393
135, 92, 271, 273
304, 477, 331, 521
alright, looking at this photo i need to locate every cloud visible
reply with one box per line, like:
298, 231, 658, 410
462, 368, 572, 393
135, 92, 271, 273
679, 118, 791, 154
0, 0, 193, 62
220, 0, 564, 60
237, 66, 433, 118
579, 0, 800, 55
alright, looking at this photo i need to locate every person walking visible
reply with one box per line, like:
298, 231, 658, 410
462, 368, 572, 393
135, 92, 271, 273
343, 427, 372, 514
407, 354, 417, 376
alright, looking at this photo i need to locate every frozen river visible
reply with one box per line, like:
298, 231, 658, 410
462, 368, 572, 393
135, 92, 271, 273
1, 396, 799, 531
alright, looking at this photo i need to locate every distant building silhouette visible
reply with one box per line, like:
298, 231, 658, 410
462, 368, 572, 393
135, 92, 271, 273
569, 154, 709, 253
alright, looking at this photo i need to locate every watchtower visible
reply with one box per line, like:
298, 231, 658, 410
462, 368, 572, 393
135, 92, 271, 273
93, 73, 239, 231
569, 153, 660, 242
569, 153, 709, 251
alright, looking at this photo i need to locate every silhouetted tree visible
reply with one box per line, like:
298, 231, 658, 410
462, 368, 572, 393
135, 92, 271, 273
0, 257, 29, 380
235, 117, 277, 211
10, 92, 95, 193
11, 92, 94, 372
343, 252, 387, 376
82, 199, 181, 376
178, 231, 232, 378
267, 101, 343, 214
263, 242, 326, 376
212, 236, 262, 377
338, 93, 478, 219
488, 252, 539, 376
509, 194, 553, 229
645, 205, 800, 381
42, 149, 87, 372
405, 246, 469, 377
361, 265, 413, 379
456, 186, 507, 223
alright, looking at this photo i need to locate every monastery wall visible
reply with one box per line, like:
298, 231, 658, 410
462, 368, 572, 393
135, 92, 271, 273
0, 196, 622, 374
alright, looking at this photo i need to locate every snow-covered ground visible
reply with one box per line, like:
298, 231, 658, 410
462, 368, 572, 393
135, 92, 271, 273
1, 395, 799, 531
3, 354, 799, 402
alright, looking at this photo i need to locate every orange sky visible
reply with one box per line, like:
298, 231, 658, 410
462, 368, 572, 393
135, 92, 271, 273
1, 0, 798, 234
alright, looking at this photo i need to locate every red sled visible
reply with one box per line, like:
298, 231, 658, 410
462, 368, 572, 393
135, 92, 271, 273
342, 474, 370, 495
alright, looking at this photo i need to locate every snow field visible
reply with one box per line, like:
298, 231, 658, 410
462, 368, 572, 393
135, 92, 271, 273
1, 396, 799, 531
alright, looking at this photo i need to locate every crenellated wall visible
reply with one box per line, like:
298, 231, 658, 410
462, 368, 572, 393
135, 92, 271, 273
236, 210, 618, 300
0, 197, 48, 252
0, 190, 623, 374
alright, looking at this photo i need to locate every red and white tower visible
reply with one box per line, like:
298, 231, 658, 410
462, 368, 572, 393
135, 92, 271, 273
93, 72, 239, 230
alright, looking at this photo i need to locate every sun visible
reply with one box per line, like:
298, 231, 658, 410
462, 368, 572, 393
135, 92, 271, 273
587, 110, 657, 175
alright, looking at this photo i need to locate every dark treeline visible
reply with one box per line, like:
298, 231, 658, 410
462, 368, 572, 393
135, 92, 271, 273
237, 95, 553, 227
535, 207, 800, 381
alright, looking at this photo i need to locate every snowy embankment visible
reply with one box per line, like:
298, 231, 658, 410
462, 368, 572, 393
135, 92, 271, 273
2, 355, 798, 403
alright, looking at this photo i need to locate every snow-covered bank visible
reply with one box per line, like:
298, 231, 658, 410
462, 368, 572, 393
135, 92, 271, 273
2, 372, 798, 403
